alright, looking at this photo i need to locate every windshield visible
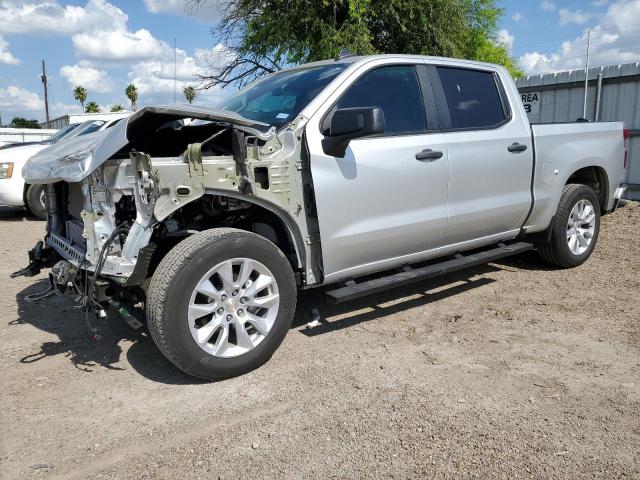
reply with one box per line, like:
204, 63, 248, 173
218, 64, 347, 126
47, 123, 81, 144
71, 120, 106, 138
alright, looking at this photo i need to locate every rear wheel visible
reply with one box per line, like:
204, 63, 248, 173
25, 184, 47, 220
537, 184, 600, 268
146, 228, 297, 380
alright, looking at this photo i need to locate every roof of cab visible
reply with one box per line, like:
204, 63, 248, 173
283, 53, 504, 73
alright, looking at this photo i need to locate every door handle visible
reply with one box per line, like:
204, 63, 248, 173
507, 142, 528, 153
415, 149, 443, 161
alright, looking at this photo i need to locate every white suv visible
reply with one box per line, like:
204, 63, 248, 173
0, 118, 127, 218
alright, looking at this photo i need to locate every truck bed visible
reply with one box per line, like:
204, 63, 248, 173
525, 121, 626, 232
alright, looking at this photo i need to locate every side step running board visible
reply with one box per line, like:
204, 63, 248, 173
325, 242, 534, 304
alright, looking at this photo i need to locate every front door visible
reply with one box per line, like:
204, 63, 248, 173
306, 63, 449, 282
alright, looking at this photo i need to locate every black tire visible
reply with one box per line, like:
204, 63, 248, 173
146, 228, 297, 380
25, 184, 47, 220
537, 184, 601, 268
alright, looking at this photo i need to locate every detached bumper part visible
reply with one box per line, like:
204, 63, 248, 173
10, 240, 56, 278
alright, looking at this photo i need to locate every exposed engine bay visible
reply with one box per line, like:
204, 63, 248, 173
15, 106, 322, 315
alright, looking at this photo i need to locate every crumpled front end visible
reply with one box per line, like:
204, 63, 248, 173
14, 104, 317, 289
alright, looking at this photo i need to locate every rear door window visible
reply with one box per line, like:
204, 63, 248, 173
335, 65, 427, 135
436, 67, 507, 129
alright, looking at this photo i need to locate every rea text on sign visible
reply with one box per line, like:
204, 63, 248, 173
521, 92, 540, 115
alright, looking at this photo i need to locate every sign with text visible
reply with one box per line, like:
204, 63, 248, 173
521, 92, 540, 115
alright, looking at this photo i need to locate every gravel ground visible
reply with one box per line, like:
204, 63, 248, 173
1, 202, 639, 479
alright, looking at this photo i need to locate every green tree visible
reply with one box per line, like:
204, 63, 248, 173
183, 85, 198, 104
73, 85, 88, 111
110, 104, 124, 112
125, 84, 138, 111
85, 101, 101, 113
9, 117, 41, 129
194, 0, 521, 88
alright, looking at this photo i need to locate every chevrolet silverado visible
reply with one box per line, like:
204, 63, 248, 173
15, 54, 628, 380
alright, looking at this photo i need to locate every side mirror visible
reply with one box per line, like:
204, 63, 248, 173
321, 107, 385, 157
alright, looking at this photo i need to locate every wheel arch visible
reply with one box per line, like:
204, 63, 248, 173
161, 189, 306, 272
564, 165, 609, 213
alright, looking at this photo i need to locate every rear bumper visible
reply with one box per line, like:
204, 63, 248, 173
612, 185, 628, 211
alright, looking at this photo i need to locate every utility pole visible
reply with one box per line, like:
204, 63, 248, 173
174, 38, 177, 104
582, 29, 591, 120
41, 60, 50, 128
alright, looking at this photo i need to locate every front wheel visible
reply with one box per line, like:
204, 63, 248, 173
537, 184, 601, 268
25, 184, 47, 220
146, 228, 297, 380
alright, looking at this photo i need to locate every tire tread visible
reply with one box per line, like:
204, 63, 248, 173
537, 184, 599, 268
146, 228, 294, 380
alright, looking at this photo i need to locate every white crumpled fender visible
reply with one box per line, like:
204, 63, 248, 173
23, 104, 275, 184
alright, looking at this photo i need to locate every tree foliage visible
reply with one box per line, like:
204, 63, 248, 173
110, 104, 124, 112
192, 0, 521, 89
73, 85, 88, 110
125, 84, 138, 111
9, 117, 41, 129
85, 101, 101, 113
183, 85, 198, 104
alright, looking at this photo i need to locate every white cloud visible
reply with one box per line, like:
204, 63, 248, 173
0, 34, 19, 64
72, 28, 168, 61
49, 101, 83, 119
0, 0, 127, 36
0, 1, 172, 63
541, 1, 556, 12
127, 44, 225, 106
497, 29, 514, 51
143, 0, 222, 21
0, 85, 43, 112
520, 0, 640, 75
512, 12, 524, 22
558, 8, 592, 26
60, 64, 113, 93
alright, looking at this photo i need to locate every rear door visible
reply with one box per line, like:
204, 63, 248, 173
306, 62, 449, 282
430, 65, 534, 244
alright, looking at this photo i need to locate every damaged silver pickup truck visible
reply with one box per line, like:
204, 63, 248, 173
15, 54, 628, 380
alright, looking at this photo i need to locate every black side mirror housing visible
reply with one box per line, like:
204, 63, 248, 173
321, 107, 385, 157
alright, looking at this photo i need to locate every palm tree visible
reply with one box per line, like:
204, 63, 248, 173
125, 84, 138, 111
85, 101, 101, 113
183, 85, 197, 104
110, 104, 124, 112
73, 86, 88, 111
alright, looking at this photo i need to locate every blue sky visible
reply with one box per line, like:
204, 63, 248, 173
1, 0, 639, 122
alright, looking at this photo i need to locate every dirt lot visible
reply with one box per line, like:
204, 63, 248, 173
1, 203, 639, 480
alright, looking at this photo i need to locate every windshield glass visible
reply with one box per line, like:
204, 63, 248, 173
47, 123, 81, 144
72, 120, 106, 137
218, 64, 347, 126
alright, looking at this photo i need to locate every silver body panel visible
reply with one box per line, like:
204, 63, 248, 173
305, 56, 624, 283
525, 121, 626, 232
309, 132, 449, 281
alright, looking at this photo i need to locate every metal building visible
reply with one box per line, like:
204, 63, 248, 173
516, 62, 640, 198
0, 127, 58, 146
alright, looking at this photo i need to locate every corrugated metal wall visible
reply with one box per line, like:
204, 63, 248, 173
516, 62, 640, 188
